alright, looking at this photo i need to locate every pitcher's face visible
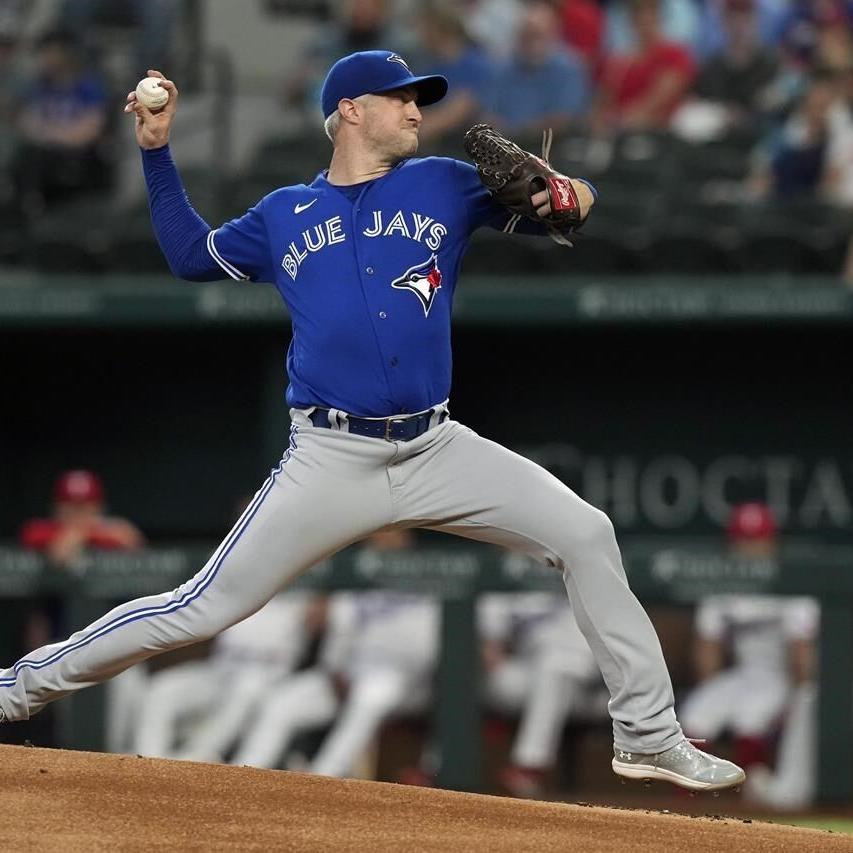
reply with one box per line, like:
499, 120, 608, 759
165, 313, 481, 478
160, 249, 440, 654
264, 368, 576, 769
360, 87, 422, 161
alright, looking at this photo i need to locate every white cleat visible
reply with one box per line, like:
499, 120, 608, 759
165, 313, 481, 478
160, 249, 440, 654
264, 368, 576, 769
612, 739, 746, 793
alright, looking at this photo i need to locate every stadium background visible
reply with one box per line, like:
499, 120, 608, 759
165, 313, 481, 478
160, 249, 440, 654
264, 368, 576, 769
1, 0, 852, 836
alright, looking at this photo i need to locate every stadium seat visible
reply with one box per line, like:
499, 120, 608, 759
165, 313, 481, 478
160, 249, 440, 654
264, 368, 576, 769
543, 232, 634, 274
647, 200, 742, 273
578, 189, 659, 272
0, 199, 23, 264
27, 197, 114, 274
736, 200, 849, 274
462, 231, 545, 276
250, 134, 328, 185
220, 176, 278, 220
105, 204, 169, 274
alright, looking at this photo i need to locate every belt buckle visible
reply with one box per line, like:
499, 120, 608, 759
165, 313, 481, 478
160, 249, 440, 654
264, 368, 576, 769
385, 417, 409, 441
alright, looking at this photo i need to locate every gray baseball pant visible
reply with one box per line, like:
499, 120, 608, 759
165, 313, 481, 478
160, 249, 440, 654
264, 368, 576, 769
0, 411, 682, 753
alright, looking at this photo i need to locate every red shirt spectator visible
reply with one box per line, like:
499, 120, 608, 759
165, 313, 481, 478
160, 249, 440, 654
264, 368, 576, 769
603, 42, 695, 120
595, 0, 696, 130
560, 0, 604, 65
19, 470, 145, 566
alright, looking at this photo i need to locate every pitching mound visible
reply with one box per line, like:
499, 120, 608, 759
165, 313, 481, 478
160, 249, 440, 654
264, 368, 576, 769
0, 745, 849, 852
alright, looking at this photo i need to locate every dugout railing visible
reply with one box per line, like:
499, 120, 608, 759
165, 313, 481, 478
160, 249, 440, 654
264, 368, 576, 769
0, 541, 850, 802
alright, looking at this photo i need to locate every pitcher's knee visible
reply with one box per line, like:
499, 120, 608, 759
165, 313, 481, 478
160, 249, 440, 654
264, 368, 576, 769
559, 505, 617, 563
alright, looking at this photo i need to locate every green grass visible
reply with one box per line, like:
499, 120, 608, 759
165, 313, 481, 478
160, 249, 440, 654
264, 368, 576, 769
768, 816, 853, 835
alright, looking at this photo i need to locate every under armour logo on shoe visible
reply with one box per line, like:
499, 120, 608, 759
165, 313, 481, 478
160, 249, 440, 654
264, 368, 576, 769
617, 750, 633, 760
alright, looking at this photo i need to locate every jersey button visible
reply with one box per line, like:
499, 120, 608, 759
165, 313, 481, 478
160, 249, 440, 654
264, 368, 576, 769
378, 311, 387, 319
366, 266, 374, 275
390, 357, 399, 367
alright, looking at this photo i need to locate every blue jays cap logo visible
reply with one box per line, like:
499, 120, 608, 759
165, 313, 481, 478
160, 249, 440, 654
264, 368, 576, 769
387, 54, 411, 72
391, 253, 442, 317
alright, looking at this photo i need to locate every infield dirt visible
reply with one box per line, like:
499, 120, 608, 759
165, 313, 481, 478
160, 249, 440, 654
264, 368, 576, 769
0, 744, 850, 852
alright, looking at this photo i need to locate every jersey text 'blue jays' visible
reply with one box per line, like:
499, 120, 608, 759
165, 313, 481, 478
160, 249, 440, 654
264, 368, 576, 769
203, 156, 541, 417
141, 145, 553, 418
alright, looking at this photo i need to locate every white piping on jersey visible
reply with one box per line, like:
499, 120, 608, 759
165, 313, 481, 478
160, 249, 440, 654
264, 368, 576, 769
503, 214, 521, 234
207, 229, 249, 281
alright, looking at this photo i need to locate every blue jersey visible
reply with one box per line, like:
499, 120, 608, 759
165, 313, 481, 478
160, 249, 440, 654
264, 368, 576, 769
207, 157, 537, 417
142, 147, 588, 418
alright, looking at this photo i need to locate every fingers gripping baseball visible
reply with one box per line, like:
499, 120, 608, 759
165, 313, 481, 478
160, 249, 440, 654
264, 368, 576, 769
125, 69, 179, 150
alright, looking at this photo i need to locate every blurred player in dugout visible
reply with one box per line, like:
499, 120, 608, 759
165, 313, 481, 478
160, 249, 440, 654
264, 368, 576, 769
19, 470, 144, 565
133, 591, 323, 762
15, 470, 144, 747
233, 529, 439, 779
679, 502, 819, 775
399, 575, 607, 796
480, 587, 607, 798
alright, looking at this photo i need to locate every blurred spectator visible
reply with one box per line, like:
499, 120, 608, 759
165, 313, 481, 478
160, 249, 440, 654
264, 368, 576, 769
605, 0, 699, 55
484, 0, 590, 139
778, 0, 853, 73
464, 0, 523, 59
594, 0, 696, 132
19, 470, 144, 567
559, 0, 605, 66
282, 0, 392, 117
0, 0, 27, 40
134, 592, 320, 760
480, 591, 606, 799
689, 0, 780, 138
13, 30, 112, 214
414, 1, 493, 146
749, 69, 853, 201
58, 0, 179, 74
233, 529, 439, 778
679, 503, 820, 774
696, 0, 791, 62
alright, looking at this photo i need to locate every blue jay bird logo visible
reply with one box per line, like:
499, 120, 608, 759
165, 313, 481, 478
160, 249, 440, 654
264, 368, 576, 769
387, 54, 412, 72
391, 254, 443, 317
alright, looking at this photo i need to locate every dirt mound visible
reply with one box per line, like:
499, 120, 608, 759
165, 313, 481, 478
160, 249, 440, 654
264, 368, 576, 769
0, 745, 849, 852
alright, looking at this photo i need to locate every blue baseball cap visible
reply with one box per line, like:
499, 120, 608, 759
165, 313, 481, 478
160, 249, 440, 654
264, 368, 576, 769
320, 50, 448, 119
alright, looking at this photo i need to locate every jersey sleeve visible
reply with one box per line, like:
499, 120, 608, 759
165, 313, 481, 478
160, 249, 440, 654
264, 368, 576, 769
208, 200, 276, 284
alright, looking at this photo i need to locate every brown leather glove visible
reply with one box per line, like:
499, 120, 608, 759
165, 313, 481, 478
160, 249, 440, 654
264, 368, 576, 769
463, 123, 588, 239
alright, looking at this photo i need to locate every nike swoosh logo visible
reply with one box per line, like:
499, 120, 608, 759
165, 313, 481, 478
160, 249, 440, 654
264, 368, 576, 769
294, 199, 318, 214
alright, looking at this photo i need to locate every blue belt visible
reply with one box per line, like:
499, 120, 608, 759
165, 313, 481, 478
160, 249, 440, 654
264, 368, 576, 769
309, 407, 448, 442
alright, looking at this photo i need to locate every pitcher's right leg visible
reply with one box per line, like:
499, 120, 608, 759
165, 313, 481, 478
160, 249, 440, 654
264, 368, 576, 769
0, 423, 396, 722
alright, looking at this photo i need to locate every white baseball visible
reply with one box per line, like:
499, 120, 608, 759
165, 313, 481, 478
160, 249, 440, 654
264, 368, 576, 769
135, 77, 169, 111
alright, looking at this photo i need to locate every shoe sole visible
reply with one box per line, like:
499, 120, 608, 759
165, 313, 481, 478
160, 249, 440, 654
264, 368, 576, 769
612, 759, 746, 792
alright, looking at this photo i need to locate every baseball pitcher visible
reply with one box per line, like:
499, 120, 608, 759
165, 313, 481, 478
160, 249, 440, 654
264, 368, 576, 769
0, 50, 744, 791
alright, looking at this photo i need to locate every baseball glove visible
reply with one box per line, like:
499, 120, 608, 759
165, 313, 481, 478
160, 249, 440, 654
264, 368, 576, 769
463, 123, 587, 244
